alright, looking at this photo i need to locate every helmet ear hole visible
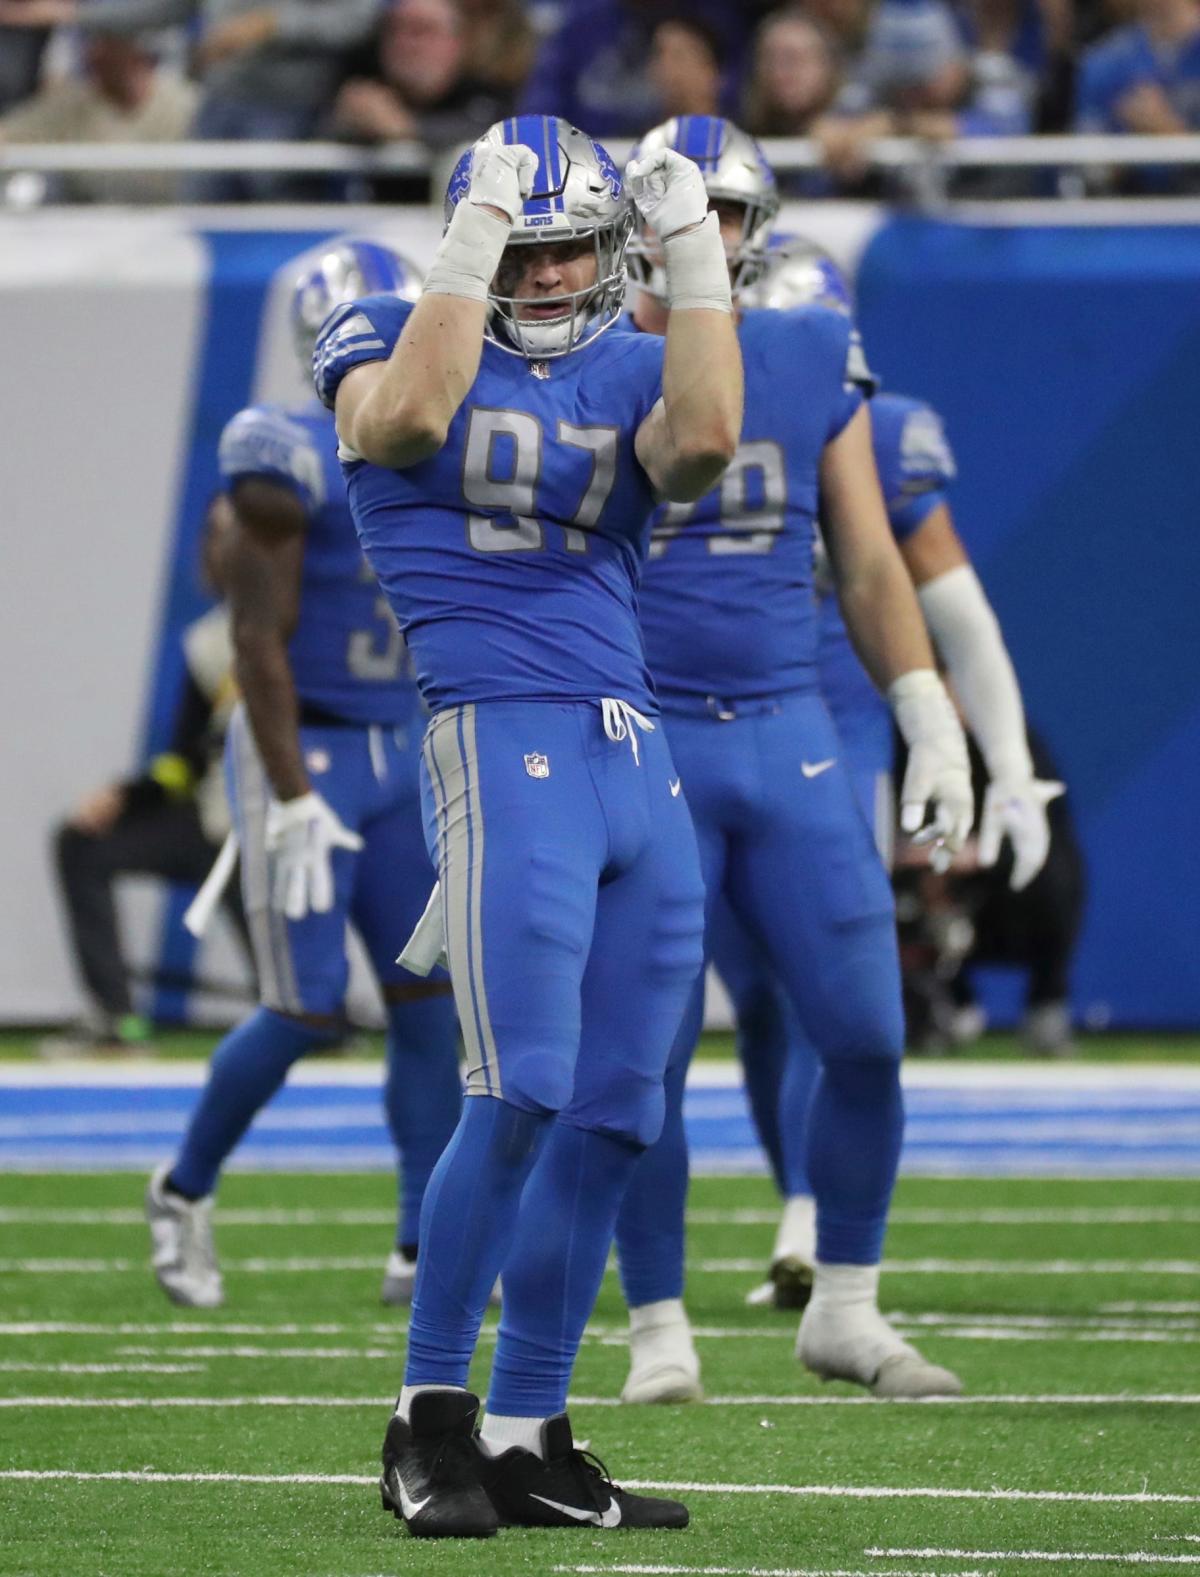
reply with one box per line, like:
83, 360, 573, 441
290, 237, 423, 376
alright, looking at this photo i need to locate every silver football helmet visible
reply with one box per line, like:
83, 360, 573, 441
290, 236, 423, 376
625, 116, 780, 301
445, 115, 632, 359
745, 233, 878, 393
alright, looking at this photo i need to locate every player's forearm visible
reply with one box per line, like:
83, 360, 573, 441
838, 548, 938, 692
917, 564, 1033, 782
234, 635, 309, 802
659, 308, 743, 499
348, 291, 489, 469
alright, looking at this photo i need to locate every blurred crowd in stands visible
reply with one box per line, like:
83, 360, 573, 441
1, 0, 1198, 201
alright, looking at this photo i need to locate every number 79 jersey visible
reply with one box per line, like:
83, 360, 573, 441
218, 400, 419, 727
314, 294, 666, 714
637, 304, 862, 707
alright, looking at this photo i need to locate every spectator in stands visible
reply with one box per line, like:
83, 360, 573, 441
459, 0, 536, 93
1075, 0, 1200, 135
0, 0, 380, 200
0, 30, 196, 202
518, 0, 753, 137
334, 0, 507, 152
332, 0, 510, 201
743, 9, 842, 135
815, 0, 1036, 186
0, 0, 56, 113
45, 496, 249, 1058
647, 14, 723, 117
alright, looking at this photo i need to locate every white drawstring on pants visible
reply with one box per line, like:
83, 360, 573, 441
601, 697, 655, 765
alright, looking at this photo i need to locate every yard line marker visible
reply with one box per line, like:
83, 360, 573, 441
0, 1362, 205, 1375
1104, 1302, 1200, 1314
0, 1469, 1195, 1505
696, 1259, 1200, 1276
0, 1321, 384, 1336
4, 1394, 1198, 1410
868, 1549, 1200, 1566
3, 1204, 1198, 1228
551, 1566, 990, 1577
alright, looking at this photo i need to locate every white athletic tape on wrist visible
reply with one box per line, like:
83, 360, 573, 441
663, 212, 733, 314
886, 668, 958, 746
423, 202, 511, 302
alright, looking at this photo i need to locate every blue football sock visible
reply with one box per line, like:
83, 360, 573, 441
807, 1056, 903, 1264
488, 1120, 642, 1417
170, 1007, 335, 1199
405, 1095, 550, 1390
614, 1056, 689, 1309
732, 972, 794, 1197
382, 994, 462, 1250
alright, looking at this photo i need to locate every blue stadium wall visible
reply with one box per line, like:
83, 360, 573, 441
857, 217, 1200, 1028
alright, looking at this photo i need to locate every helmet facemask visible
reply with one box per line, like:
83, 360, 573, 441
488, 211, 633, 359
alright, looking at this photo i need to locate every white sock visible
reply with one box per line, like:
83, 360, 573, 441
478, 1412, 548, 1458
629, 1297, 689, 1335
809, 1261, 881, 1314
772, 1195, 816, 1265
396, 1383, 464, 1420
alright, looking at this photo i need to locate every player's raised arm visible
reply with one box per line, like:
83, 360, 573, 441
820, 402, 973, 866
333, 140, 538, 469
630, 149, 743, 501
899, 498, 1063, 890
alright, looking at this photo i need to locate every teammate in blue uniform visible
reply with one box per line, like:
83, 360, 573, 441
145, 240, 463, 1313
717, 239, 1064, 1311
611, 117, 975, 1408
314, 116, 742, 1538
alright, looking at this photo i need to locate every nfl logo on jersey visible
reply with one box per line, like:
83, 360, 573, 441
524, 752, 550, 779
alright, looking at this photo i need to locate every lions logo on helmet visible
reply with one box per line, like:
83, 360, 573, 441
291, 237, 423, 378
626, 116, 780, 302
444, 114, 633, 360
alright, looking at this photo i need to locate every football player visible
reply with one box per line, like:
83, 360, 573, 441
720, 238, 1063, 1308
145, 239, 463, 1312
613, 116, 972, 1406
314, 115, 741, 1538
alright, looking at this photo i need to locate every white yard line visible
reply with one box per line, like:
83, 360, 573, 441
0, 1362, 204, 1375
6, 1255, 1199, 1276
3, 1393, 1198, 1409
0, 1468, 1194, 1505
3, 1205, 1197, 1227
551, 1567, 990, 1577
868, 1550, 1200, 1566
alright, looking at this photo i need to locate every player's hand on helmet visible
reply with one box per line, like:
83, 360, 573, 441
469, 138, 538, 224
977, 776, 1064, 891
889, 671, 974, 873
625, 147, 710, 241
264, 791, 363, 922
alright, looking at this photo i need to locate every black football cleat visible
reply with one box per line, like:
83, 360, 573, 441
477, 1412, 689, 1530
379, 1390, 499, 1539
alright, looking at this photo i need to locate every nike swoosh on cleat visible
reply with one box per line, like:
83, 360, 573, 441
800, 758, 837, 778
396, 1476, 432, 1520
669, 778, 682, 797
529, 1493, 622, 1527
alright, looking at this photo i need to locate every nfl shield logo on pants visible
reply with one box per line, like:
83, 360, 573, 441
524, 752, 550, 779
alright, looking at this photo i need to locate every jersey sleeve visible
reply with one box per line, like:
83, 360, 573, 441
875, 397, 957, 541
312, 292, 411, 410
218, 406, 326, 515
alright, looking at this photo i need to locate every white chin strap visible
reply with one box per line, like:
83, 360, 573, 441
518, 313, 576, 356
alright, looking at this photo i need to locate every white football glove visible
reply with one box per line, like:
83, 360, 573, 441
889, 670, 974, 873
468, 138, 538, 224
978, 776, 1065, 892
625, 146, 709, 240
264, 791, 363, 922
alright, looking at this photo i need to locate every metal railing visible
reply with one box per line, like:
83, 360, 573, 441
3, 133, 1200, 198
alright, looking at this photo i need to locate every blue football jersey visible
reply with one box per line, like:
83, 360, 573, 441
636, 305, 862, 705
218, 401, 419, 727
314, 294, 666, 713
818, 392, 957, 759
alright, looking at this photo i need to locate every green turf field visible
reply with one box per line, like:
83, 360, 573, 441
1, 1170, 1197, 1576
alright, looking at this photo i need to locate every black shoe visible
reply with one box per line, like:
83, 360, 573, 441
477, 1413, 689, 1530
379, 1390, 498, 1539
771, 1253, 814, 1311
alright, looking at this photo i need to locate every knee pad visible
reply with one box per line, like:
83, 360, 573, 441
488, 1046, 575, 1115
567, 1070, 665, 1151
